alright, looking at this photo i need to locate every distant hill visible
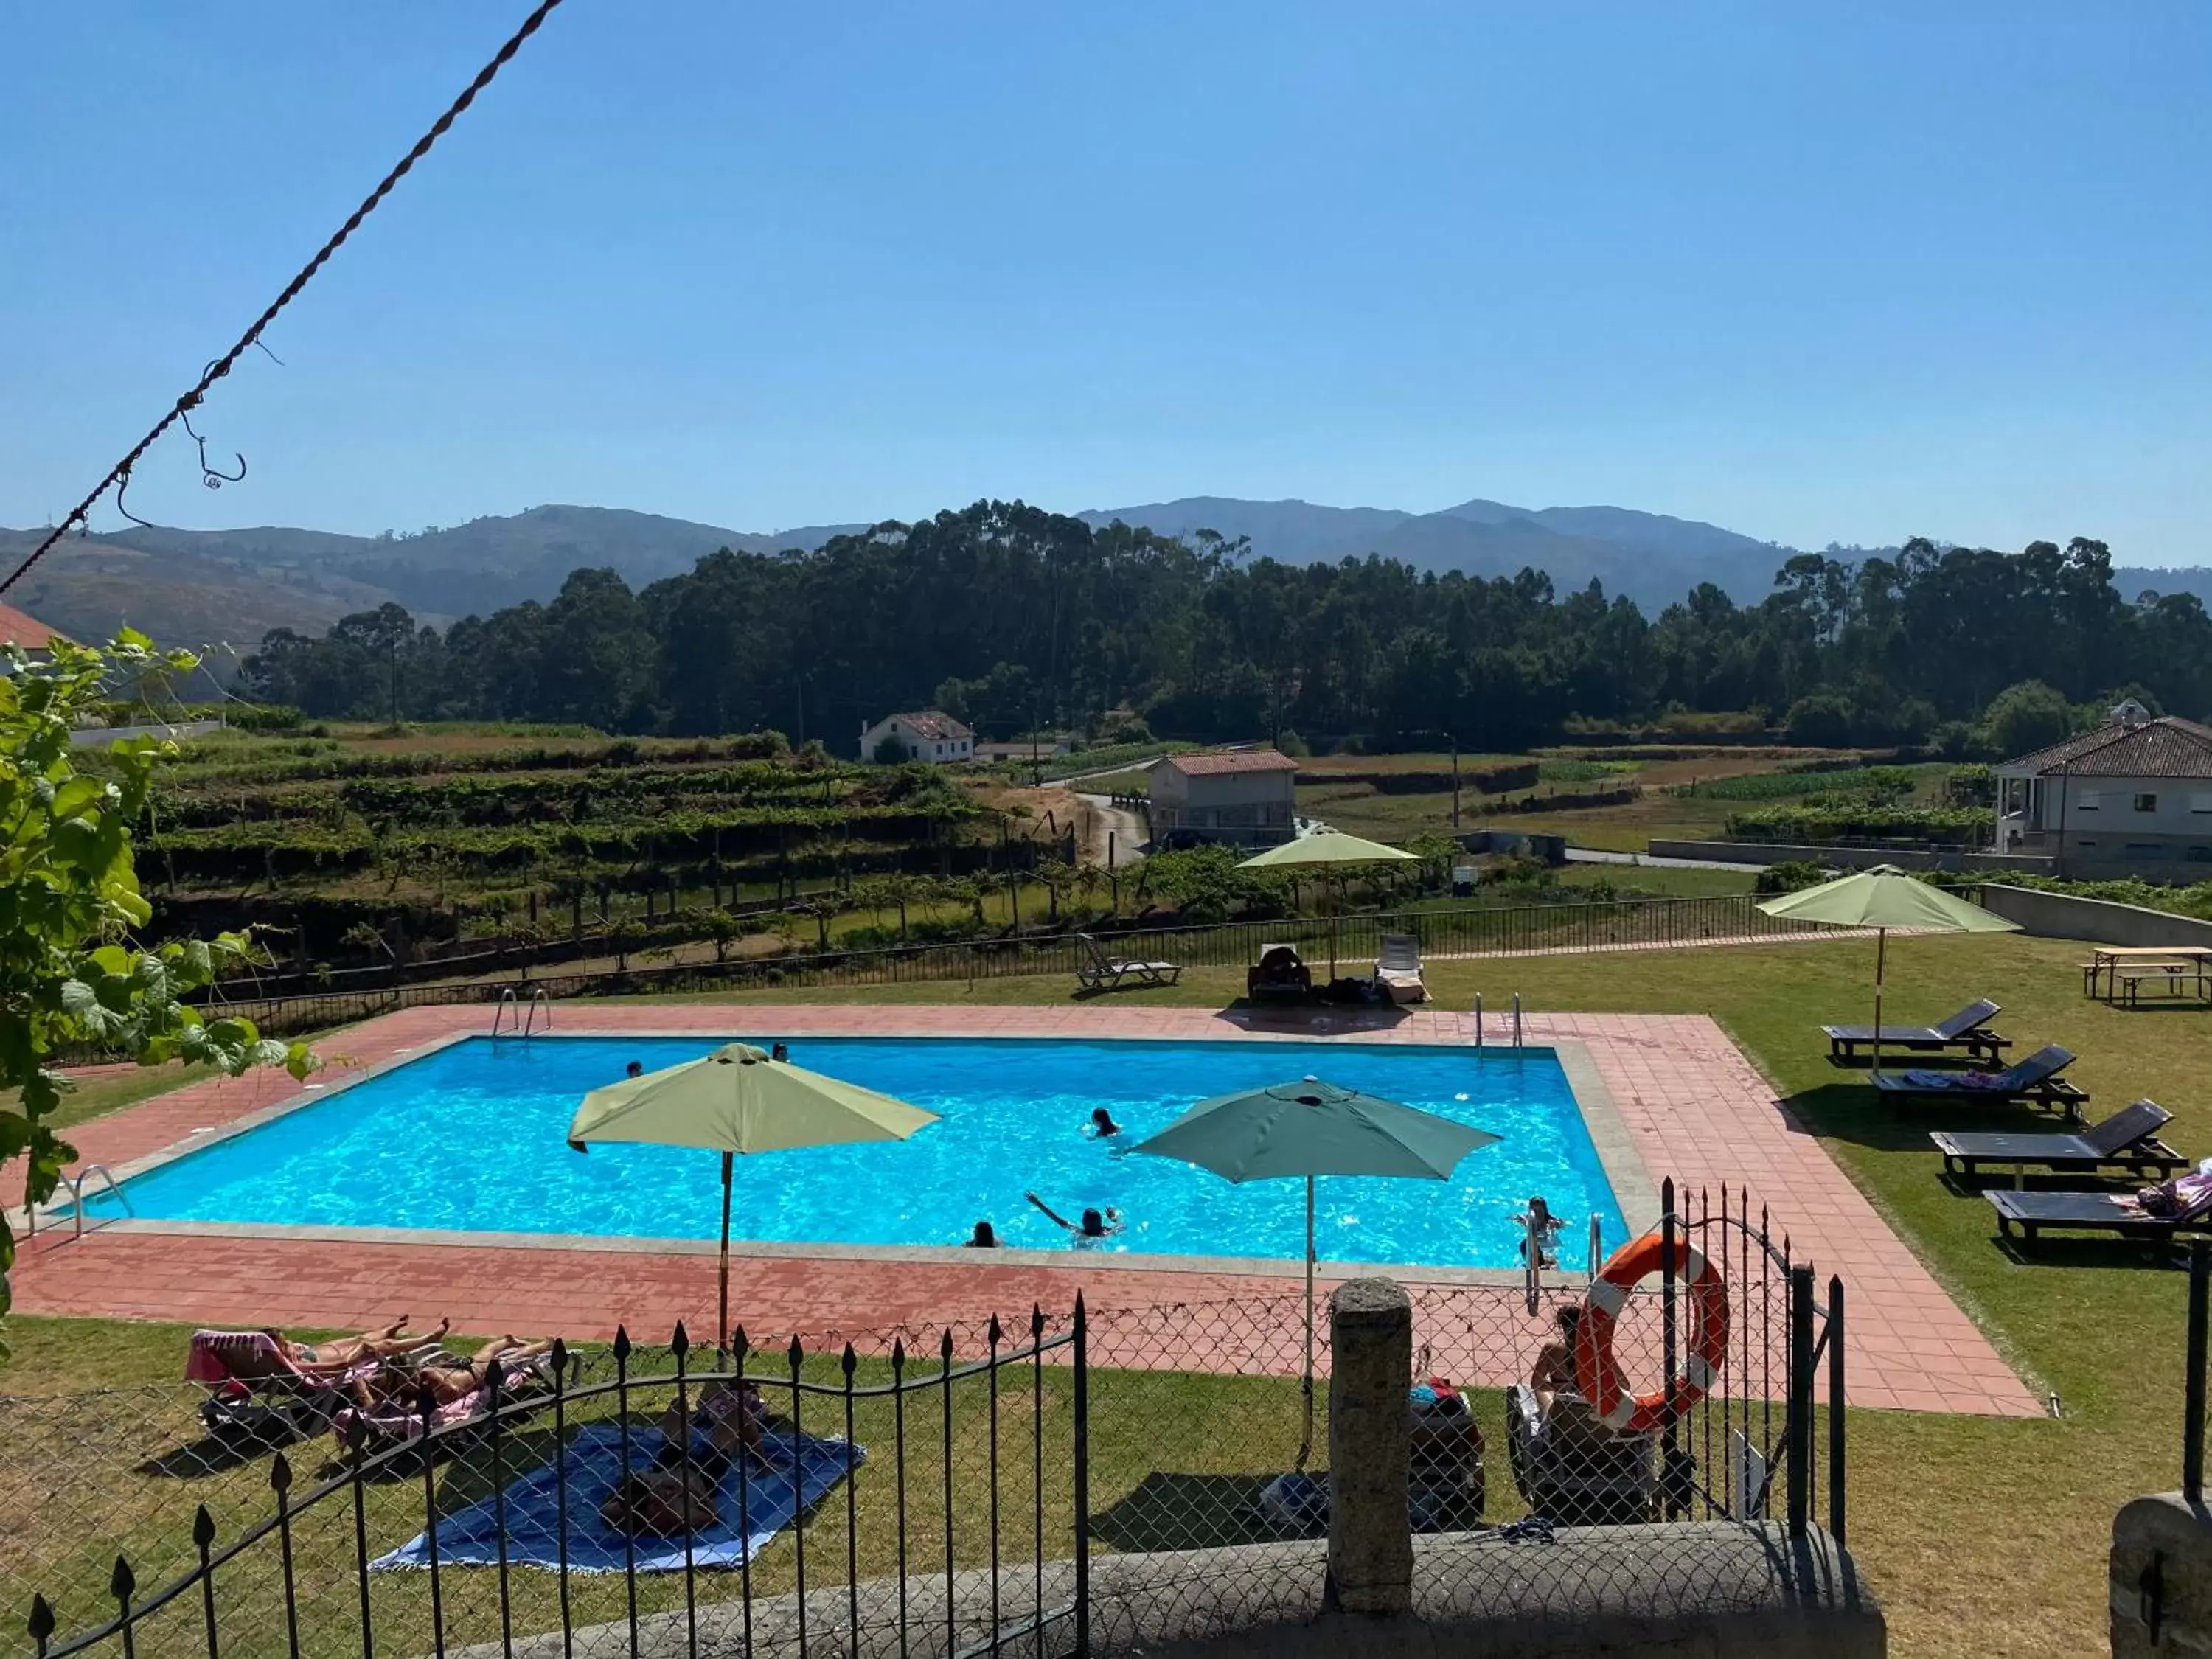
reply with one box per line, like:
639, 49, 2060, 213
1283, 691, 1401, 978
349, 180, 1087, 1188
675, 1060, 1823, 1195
5, 497, 2190, 653
1079, 495, 1793, 609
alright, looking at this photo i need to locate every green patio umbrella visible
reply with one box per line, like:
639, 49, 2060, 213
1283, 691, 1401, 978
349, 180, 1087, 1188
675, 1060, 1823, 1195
568, 1043, 938, 1352
1238, 830, 1419, 978
1127, 1076, 1499, 1465
1756, 865, 2017, 1076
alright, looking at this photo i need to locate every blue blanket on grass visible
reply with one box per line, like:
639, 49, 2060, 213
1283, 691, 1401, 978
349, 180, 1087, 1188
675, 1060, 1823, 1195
372, 1422, 865, 1573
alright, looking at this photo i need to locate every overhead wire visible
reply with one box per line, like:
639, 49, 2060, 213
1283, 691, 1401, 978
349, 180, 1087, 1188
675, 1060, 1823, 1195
0, 0, 571, 596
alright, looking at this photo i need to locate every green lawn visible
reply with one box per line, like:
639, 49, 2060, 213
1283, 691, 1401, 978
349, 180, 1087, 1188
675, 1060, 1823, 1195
4, 931, 2198, 1658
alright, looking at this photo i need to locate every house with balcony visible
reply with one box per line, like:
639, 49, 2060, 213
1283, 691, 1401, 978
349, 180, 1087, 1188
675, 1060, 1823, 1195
1994, 701, 2212, 881
1145, 749, 1301, 846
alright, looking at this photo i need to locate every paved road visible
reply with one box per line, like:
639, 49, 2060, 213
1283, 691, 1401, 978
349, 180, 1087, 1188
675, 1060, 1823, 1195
1075, 793, 1150, 866
1565, 846, 1767, 873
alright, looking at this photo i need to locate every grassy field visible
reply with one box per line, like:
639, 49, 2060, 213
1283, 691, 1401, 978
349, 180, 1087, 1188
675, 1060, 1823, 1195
4, 930, 2197, 1657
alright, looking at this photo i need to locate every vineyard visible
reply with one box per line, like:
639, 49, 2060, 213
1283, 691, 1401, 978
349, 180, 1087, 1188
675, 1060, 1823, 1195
109, 725, 1072, 974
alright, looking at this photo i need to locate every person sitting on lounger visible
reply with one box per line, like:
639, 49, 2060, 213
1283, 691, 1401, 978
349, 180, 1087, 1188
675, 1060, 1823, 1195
266, 1317, 450, 1374
1086, 1108, 1123, 1139
1026, 1192, 1124, 1246
1529, 1307, 1581, 1416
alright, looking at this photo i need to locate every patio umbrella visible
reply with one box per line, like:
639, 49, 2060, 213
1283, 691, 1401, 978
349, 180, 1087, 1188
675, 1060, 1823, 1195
1127, 1076, 1499, 1465
1237, 830, 1418, 978
1756, 865, 2017, 1076
568, 1043, 937, 1352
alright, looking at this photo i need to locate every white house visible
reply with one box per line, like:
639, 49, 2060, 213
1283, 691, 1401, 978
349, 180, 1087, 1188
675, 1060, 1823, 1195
859, 709, 973, 765
1994, 700, 2212, 880
1146, 749, 1301, 846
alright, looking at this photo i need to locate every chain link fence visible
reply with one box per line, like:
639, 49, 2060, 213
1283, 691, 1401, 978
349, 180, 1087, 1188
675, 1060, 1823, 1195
9, 1203, 1842, 1659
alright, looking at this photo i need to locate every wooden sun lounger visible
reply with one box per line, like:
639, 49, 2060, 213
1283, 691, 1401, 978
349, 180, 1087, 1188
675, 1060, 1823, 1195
1931, 1099, 2183, 1180
1824, 998, 2006, 1065
1988, 1187, 2212, 1245
1074, 932, 1182, 992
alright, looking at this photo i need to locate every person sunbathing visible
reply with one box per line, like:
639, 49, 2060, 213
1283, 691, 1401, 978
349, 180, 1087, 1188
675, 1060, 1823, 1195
655, 1377, 778, 1477
268, 1317, 451, 1374
602, 1466, 718, 1537
357, 1335, 553, 1410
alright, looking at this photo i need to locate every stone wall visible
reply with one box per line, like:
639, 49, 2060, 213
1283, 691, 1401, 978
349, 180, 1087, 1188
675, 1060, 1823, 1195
1979, 883, 2212, 947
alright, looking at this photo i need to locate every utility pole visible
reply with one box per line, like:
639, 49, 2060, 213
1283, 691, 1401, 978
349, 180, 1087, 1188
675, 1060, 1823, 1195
389, 637, 400, 727
1451, 737, 1461, 832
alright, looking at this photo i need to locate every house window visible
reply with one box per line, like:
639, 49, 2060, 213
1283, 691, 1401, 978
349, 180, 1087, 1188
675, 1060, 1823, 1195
2194, 793, 2212, 813
2126, 844, 2163, 860
2076, 792, 2100, 811
2135, 793, 2159, 813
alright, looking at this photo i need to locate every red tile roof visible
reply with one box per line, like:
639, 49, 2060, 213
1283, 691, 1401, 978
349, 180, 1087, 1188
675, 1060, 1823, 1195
2001, 716, 2212, 779
0, 602, 66, 649
1157, 749, 1302, 776
887, 710, 972, 742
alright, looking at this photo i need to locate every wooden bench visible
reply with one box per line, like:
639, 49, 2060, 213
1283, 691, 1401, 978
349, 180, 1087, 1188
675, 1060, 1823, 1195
2111, 964, 2212, 1007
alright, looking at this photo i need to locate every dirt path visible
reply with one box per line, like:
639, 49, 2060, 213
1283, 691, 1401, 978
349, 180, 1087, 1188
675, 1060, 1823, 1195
1076, 793, 1147, 866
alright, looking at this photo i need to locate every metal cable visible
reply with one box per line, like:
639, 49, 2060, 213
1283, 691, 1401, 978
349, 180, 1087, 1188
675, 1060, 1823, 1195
0, 0, 571, 595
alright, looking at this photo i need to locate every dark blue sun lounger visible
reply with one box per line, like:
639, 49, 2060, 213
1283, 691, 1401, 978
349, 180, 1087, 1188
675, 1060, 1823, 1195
1932, 1099, 2183, 1180
1826, 998, 2006, 1065
1989, 1183, 2212, 1245
1872, 1044, 2084, 1118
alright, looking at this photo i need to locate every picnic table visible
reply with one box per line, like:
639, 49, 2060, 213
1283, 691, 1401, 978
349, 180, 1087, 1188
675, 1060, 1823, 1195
2081, 944, 2212, 1006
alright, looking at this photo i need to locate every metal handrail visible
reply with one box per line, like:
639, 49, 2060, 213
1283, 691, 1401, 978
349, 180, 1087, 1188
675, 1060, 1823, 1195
26, 1164, 132, 1242
522, 987, 552, 1035
488, 987, 518, 1036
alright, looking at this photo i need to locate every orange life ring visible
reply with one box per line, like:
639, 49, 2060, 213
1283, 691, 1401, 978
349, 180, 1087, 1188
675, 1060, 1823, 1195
1573, 1231, 1728, 1434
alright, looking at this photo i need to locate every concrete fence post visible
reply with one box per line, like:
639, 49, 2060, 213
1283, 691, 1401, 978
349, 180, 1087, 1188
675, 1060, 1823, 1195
1328, 1276, 1413, 1615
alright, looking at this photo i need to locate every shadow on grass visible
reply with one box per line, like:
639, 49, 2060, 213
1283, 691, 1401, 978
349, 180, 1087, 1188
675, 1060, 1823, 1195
1091, 1472, 1303, 1551
1780, 1082, 2058, 1155
1989, 1234, 2194, 1273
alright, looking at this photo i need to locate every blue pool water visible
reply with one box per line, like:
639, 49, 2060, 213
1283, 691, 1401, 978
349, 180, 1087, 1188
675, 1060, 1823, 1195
88, 1036, 1624, 1269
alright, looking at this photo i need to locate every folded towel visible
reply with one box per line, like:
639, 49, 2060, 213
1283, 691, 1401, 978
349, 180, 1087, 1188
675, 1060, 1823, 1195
372, 1422, 865, 1573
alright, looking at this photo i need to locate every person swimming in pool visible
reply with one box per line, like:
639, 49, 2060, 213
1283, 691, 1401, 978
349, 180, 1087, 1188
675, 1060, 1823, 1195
625, 1061, 644, 1079
965, 1220, 1000, 1248
771, 1043, 789, 1062
1026, 1192, 1124, 1246
1085, 1107, 1122, 1138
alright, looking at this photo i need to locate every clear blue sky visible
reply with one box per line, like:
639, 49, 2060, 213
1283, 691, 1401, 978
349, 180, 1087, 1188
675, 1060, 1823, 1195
3, 2, 2206, 562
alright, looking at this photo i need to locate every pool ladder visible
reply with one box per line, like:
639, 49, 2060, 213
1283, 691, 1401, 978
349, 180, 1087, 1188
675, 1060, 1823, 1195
25, 1164, 132, 1242
490, 987, 553, 1037
1470, 992, 1525, 1047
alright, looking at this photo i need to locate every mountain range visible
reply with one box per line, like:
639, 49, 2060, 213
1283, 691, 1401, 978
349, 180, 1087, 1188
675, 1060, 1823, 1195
1, 497, 2202, 658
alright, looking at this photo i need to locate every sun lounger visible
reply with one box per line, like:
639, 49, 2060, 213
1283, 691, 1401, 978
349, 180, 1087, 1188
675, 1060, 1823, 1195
1074, 931, 1182, 992
1502, 1385, 1656, 1526
185, 1329, 393, 1439
1931, 1099, 2183, 1181
1374, 934, 1427, 1005
1988, 1179, 2212, 1245
1247, 943, 1312, 1003
1824, 998, 2006, 1065
1871, 1044, 2085, 1119
331, 1349, 566, 1450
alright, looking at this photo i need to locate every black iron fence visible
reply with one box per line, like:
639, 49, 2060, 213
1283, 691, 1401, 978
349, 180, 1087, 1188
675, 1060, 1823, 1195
125, 894, 1828, 1047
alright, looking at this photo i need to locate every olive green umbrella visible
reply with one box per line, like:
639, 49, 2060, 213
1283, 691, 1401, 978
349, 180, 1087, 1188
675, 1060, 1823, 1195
568, 1043, 938, 1351
1757, 865, 2017, 1076
1128, 1076, 1499, 1465
1238, 830, 1419, 978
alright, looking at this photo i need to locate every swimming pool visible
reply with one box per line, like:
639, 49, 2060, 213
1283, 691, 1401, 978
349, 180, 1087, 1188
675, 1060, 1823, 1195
88, 1035, 1627, 1270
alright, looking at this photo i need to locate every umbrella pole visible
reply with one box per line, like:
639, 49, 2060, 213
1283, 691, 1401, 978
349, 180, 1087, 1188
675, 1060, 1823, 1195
718, 1151, 734, 1357
1298, 1173, 1316, 1470
1328, 874, 1339, 981
1871, 928, 1887, 1079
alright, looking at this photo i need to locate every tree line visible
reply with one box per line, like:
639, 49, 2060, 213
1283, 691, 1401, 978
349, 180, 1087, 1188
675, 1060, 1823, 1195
242, 501, 2212, 754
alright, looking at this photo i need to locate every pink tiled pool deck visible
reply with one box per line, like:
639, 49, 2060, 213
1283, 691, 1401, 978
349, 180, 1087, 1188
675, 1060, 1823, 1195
11, 1002, 2040, 1417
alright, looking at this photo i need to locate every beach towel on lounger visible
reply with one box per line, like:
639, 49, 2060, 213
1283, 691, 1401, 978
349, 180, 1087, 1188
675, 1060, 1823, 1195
371, 1422, 865, 1573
